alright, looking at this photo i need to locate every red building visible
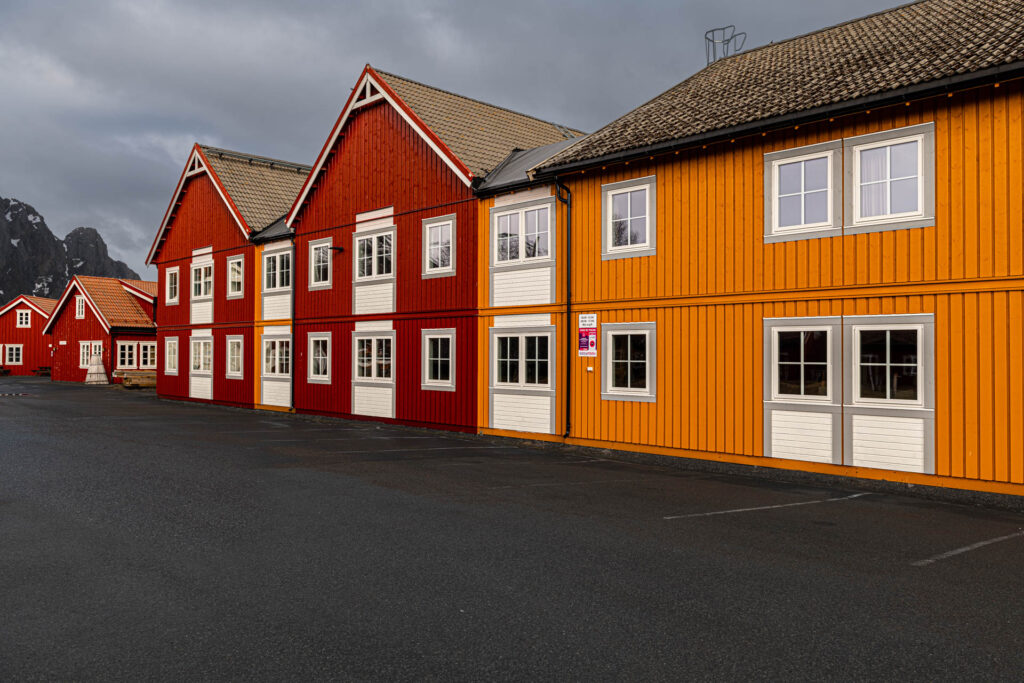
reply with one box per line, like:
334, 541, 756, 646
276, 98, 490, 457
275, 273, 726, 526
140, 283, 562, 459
145, 144, 309, 408
286, 65, 581, 430
0, 295, 57, 375
43, 276, 157, 384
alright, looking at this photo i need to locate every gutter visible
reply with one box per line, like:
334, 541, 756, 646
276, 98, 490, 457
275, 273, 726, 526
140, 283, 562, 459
535, 61, 1024, 178
555, 178, 572, 439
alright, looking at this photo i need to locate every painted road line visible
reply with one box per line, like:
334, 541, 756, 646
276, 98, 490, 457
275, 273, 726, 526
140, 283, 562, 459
663, 492, 871, 520
490, 478, 652, 490
911, 530, 1024, 567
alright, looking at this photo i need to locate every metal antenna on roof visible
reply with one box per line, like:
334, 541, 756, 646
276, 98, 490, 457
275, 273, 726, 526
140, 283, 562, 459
705, 25, 747, 65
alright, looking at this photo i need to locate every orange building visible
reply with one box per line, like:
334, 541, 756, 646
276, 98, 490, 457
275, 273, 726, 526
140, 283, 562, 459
529, 0, 1024, 496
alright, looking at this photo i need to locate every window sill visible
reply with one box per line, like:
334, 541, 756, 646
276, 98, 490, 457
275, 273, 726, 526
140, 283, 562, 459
491, 260, 554, 271
353, 379, 395, 387
765, 226, 841, 244
354, 276, 395, 286
601, 391, 656, 403
491, 386, 554, 397
601, 246, 656, 261
308, 282, 333, 291
421, 382, 456, 392
844, 215, 934, 236
308, 376, 332, 385
422, 270, 455, 280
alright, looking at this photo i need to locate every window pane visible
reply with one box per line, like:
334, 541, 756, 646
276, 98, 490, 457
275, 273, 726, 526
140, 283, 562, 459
889, 329, 917, 365
535, 232, 549, 258
891, 365, 918, 401
778, 195, 802, 227
860, 183, 887, 218
629, 334, 646, 361
777, 331, 801, 363
630, 217, 646, 245
612, 361, 628, 388
803, 363, 828, 396
803, 157, 828, 192
860, 147, 887, 183
279, 254, 291, 288
629, 189, 646, 219
630, 360, 646, 389
612, 335, 629, 361
890, 141, 918, 178
612, 220, 629, 247
525, 336, 536, 359
778, 161, 802, 195
859, 330, 887, 363
890, 177, 918, 214
612, 193, 628, 221
859, 365, 888, 399
803, 190, 828, 225
803, 330, 828, 363
535, 359, 548, 385
525, 357, 536, 384
265, 258, 276, 288
777, 363, 802, 395
377, 339, 391, 378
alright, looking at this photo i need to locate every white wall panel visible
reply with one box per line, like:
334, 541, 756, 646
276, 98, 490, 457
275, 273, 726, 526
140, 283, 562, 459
850, 414, 926, 473
492, 393, 552, 434
354, 283, 394, 315
770, 409, 834, 463
492, 268, 552, 306
262, 379, 291, 407
353, 384, 394, 418
189, 376, 212, 400
190, 300, 212, 325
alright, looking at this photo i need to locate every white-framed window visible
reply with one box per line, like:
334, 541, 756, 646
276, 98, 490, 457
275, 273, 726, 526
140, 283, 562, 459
75, 296, 86, 319
5, 344, 22, 365
140, 343, 157, 369
494, 333, 550, 388
226, 256, 244, 299
309, 238, 333, 290
354, 335, 392, 381
191, 263, 213, 300
15, 309, 30, 328
602, 176, 656, 259
166, 267, 180, 305
79, 341, 101, 369
852, 324, 922, 406
264, 251, 292, 291
494, 205, 551, 264
117, 342, 137, 369
226, 337, 243, 379
423, 215, 455, 277
421, 329, 455, 390
772, 327, 832, 401
602, 322, 657, 401
191, 339, 213, 375
355, 232, 393, 281
165, 337, 178, 375
773, 151, 832, 232
262, 338, 291, 377
308, 333, 331, 383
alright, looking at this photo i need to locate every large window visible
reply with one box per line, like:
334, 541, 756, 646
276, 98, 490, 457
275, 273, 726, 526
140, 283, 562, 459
602, 322, 656, 401
191, 339, 212, 374
262, 339, 291, 377
264, 252, 292, 291
166, 268, 179, 305
309, 239, 332, 289
16, 309, 30, 328
355, 336, 392, 381
75, 296, 86, 319
356, 232, 393, 280
774, 328, 830, 400
5, 345, 22, 365
227, 256, 244, 299
494, 205, 551, 264
774, 153, 831, 231
422, 329, 455, 390
495, 333, 550, 388
165, 338, 178, 375
423, 217, 455, 276
191, 263, 213, 300
601, 176, 656, 259
118, 342, 136, 369
308, 334, 330, 383
854, 326, 921, 404
855, 138, 921, 222
226, 337, 243, 379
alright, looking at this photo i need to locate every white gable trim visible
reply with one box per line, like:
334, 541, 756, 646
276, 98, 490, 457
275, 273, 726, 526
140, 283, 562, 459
41, 278, 111, 335
0, 296, 51, 320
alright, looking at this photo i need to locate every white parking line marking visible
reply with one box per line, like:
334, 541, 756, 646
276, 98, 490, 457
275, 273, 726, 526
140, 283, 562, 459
663, 492, 870, 520
490, 478, 651, 490
911, 530, 1024, 567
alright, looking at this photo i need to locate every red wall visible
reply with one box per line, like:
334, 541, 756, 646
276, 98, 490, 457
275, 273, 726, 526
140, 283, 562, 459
291, 97, 479, 430
49, 295, 113, 383
0, 302, 52, 375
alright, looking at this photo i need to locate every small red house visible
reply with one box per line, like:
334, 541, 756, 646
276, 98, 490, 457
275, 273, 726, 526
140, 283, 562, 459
0, 295, 57, 375
43, 276, 157, 384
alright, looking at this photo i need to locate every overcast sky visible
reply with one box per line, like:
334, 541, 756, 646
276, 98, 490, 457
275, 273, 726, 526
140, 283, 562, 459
0, 0, 900, 277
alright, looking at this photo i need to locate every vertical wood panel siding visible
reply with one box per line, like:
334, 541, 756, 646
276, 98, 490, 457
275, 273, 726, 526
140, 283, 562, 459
48, 297, 115, 383
0, 305, 51, 375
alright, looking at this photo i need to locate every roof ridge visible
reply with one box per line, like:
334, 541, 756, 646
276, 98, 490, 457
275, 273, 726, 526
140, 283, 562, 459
198, 144, 312, 172
372, 67, 584, 138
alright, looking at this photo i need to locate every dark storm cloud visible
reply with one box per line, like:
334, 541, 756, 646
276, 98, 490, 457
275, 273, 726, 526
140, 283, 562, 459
0, 0, 900, 276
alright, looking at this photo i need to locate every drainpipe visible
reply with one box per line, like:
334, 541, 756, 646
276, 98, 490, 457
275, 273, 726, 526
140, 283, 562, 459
555, 178, 572, 439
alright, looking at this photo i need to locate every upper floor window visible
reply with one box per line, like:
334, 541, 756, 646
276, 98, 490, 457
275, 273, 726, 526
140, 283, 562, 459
355, 336, 392, 381
191, 263, 213, 300
75, 296, 86, 319
764, 141, 841, 243
264, 252, 292, 291
495, 205, 550, 264
601, 176, 656, 260
309, 238, 332, 290
423, 215, 455, 277
227, 256, 244, 299
16, 310, 30, 328
166, 268, 179, 305
356, 232, 393, 280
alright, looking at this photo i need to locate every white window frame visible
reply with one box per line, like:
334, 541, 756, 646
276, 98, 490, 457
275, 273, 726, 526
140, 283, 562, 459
309, 238, 333, 290
422, 215, 456, 278
79, 341, 101, 369
771, 150, 835, 234
191, 263, 213, 301
352, 334, 393, 383
307, 333, 331, 384
601, 322, 657, 402
763, 140, 843, 243
263, 251, 292, 292
851, 133, 926, 226
5, 344, 23, 365
421, 328, 456, 391
770, 326, 834, 403
166, 267, 180, 306
15, 309, 31, 328
601, 176, 657, 260
226, 256, 244, 300
75, 296, 86, 319
851, 323, 925, 408
225, 336, 244, 379
117, 342, 137, 370
165, 337, 178, 375
493, 332, 552, 390
262, 338, 291, 378
190, 338, 213, 376
353, 230, 394, 282
492, 203, 553, 266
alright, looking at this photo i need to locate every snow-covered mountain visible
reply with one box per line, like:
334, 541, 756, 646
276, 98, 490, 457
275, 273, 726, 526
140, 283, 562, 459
0, 196, 139, 305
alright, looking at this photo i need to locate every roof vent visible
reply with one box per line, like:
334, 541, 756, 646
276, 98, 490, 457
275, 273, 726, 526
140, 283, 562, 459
705, 25, 746, 65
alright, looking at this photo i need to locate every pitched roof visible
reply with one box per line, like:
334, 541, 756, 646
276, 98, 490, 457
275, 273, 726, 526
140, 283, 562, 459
198, 145, 311, 231
542, 0, 1024, 171
374, 69, 585, 177
477, 138, 584, 194
76, 276, 156, 330
22, 296, 57, 315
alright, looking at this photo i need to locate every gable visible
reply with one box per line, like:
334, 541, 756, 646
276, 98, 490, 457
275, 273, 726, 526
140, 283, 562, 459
42, 280, 109, 335
150, 172, 249, 264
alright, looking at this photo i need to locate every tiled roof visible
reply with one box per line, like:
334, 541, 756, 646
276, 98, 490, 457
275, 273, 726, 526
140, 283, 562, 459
542, 0, 1024, 170
77, 276, 157, 329
199, 146, 311, 231
22, 296, 57, 315
374, 69, 585, 177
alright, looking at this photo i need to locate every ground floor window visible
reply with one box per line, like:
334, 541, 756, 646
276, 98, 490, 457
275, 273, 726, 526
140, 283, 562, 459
5, 344, 22, 365
355, 335, 392, 381
226, 337, 243, 379
422, 329, 455, 390
191, 339, 212, 374
263, 338, 291, 377
165, 338, 178, 375
853, 326, 921, 404
79, 341, 102, 369
118, 342, 136, 369
140, 343, 157, 370
495, 333, 551, 388
601, 322, 656, 402
308, 334, 331, 383
772, 327, 831, 400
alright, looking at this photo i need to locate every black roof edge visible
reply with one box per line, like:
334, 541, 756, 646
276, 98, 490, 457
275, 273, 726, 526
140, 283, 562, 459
475, 176, 545, 198
535, 60, 1024, 179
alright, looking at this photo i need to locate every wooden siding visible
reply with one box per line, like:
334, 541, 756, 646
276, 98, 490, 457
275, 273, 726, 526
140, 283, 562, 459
0, 304, 51, 375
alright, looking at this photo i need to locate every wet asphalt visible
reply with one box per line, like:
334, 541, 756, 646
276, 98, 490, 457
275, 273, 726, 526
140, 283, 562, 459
1, 376, 1023, 681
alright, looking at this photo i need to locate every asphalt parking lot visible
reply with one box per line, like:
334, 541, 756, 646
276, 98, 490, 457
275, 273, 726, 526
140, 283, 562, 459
2, 377, 1023, 680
